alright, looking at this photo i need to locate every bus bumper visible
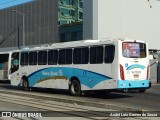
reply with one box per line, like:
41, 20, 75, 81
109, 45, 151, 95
117, 80, 151, 89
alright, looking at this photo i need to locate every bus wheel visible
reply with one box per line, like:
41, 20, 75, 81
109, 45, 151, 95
123, 88, 130, 93
69, 80, 81, 96
22, 79, 29, 91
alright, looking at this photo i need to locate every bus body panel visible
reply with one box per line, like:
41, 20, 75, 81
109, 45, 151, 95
9, 38, 150, 92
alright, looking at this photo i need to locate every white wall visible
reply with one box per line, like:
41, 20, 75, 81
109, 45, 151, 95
83, 0, 160, 49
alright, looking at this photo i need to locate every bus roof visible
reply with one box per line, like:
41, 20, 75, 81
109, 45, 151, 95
18, 38, 146, 52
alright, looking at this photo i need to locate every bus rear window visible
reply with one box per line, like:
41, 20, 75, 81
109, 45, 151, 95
122, 42, 146, 58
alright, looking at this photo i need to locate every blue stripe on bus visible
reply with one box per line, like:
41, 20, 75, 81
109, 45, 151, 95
0, 0, 33, 9
126, 64, 145, 70
27, 67, 112, 89
117, 80, 150, 89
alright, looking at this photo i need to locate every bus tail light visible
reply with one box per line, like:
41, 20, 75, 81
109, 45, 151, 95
120, 64, 125, 80
146, 65, 149, 80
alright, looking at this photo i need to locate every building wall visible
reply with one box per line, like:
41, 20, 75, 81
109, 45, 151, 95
1, 0, 160, 50
58, 0, 83, 42
83, 0, 160, 49
0, 0, 59, 49
83, 0, 93, 40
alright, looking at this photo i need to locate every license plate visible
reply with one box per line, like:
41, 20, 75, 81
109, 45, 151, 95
132, 71, 141, 74
134, 74, 139, 78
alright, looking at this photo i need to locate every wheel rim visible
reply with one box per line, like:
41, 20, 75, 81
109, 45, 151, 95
123, 88, 128, 93
74, 84, 79, 93
23, 80, 28, 88
71, 83, 77, 94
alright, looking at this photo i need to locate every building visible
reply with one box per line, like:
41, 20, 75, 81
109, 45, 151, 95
58, 0, 83, 42
83, 0, 160, 50
0, 0, 160, 51
0, 0, 83, 50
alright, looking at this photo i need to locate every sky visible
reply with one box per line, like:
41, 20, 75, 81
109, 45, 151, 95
0, 0, 33, 9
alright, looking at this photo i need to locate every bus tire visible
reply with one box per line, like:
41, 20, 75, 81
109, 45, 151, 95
69, 80, 81, 96
22, 78, 29, 91
123, 88, 130, 93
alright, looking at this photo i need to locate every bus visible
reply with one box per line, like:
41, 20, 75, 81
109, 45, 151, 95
9, 38, 151, 96
0, 51, 12, 81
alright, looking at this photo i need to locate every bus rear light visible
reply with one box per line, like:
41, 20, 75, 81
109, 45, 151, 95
120, 64, 125, 80
146, 65, 149, 80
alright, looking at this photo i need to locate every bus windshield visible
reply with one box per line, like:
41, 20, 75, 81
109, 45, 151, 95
122, 42, 146, 58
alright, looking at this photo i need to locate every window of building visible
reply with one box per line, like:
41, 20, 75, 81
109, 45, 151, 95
70, 0, 75, 5
29, 52, 37, 65
105, 45, 115, 63
90, 46, 103, 64
60, 8, 70, 16
79, 12, 83, 20
79, 0, 83, 8
70, 10, 75, 16
38, 51, 47, 65
58, 0, 83, 42
48, 50, 58, 65
71, 32, 77, 40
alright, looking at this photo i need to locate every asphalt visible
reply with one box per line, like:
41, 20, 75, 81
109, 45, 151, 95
0, 82, 159, 111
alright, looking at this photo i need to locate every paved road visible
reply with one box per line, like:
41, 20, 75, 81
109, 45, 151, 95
0, 81, 159, 111
0, 82, 159, 120
85, 84, 160, 111
1, 91, 147, 120
0, 100, 97, 120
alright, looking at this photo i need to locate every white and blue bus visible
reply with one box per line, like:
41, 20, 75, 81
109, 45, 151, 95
9, 38, 151, 96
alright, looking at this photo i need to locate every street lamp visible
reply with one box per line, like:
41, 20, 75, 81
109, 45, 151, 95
13, 10, 26, 47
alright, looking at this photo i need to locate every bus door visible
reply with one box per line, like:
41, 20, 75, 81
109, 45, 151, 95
0, 53, 9, 80
10, 52, 19, 74
9, 52, 20, 85
121, 42, 149, 80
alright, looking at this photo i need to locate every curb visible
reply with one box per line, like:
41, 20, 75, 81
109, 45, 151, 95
0, 89, 143, 111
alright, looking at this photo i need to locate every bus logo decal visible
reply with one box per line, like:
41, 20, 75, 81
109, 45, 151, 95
83, 70, 87, 76
125, 63, 128, 68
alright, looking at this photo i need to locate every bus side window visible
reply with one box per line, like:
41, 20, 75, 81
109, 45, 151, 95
105, 45, 115, 63
11, 52, 19, 73
58, 49, 72, 65
21, 52, 28, 65
29, 52, 37, 65
73, 48, 81, 64
90, 46, 103, 64
38, 51, 47, 65
73, 47, 89, 64
81, 47, 89, 64
48, 50, 58, 65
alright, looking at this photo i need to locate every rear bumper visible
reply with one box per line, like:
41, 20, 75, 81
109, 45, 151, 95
117, 80, 151, 89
